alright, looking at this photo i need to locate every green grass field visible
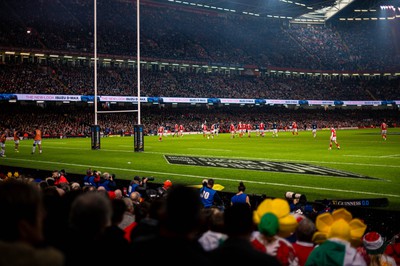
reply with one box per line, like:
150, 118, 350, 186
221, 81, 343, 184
1, 128, 399, 210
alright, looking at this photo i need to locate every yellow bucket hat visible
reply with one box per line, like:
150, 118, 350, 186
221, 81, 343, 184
312, 208, 367, 246
254, 198, 298, 238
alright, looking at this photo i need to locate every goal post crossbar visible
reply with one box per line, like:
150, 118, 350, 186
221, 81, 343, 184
96, 110, 138, 114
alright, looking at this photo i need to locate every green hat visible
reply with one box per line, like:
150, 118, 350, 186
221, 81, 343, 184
258, 213, 279, 237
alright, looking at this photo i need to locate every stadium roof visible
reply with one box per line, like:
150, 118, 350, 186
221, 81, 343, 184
154, 0, 395, 24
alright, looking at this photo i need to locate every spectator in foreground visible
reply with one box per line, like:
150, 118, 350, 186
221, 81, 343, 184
362, 231, 396, 266
102, 199, 130, 264
305, 208, 367, 266
208, 203, 280, 265
0, 178, 64, 266
62, 191, 113, 266
251, 198, 299, 266
385, 233, 400, 265
130, 185, 212, 265
292, 217, 317, 266
198, 207, 227, 251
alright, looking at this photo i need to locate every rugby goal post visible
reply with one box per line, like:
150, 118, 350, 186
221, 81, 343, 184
91, 0, 143, 151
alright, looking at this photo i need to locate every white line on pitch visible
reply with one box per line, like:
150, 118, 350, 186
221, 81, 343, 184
37, 145, 400, 168
344, 154, 400, 158
188, 148, 232, 152
118, 145, 153, 148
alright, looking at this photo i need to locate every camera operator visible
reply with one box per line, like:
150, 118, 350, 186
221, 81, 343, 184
128, 176, 152, 198
285, 192, 316, 218
53, 169, 69, 186
99, 172, 117, 191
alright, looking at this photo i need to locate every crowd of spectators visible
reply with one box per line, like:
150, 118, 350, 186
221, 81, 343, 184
0, 172, 399, 265
1, 63, 399, 100
0, 0, 399, 71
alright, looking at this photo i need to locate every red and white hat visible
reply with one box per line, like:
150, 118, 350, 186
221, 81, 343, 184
363, 231, 386, 255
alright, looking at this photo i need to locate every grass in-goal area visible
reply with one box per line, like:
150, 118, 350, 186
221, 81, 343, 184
1, 128, 399, 210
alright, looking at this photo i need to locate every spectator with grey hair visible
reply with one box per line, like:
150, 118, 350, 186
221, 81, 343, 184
292, 217, 317, 266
